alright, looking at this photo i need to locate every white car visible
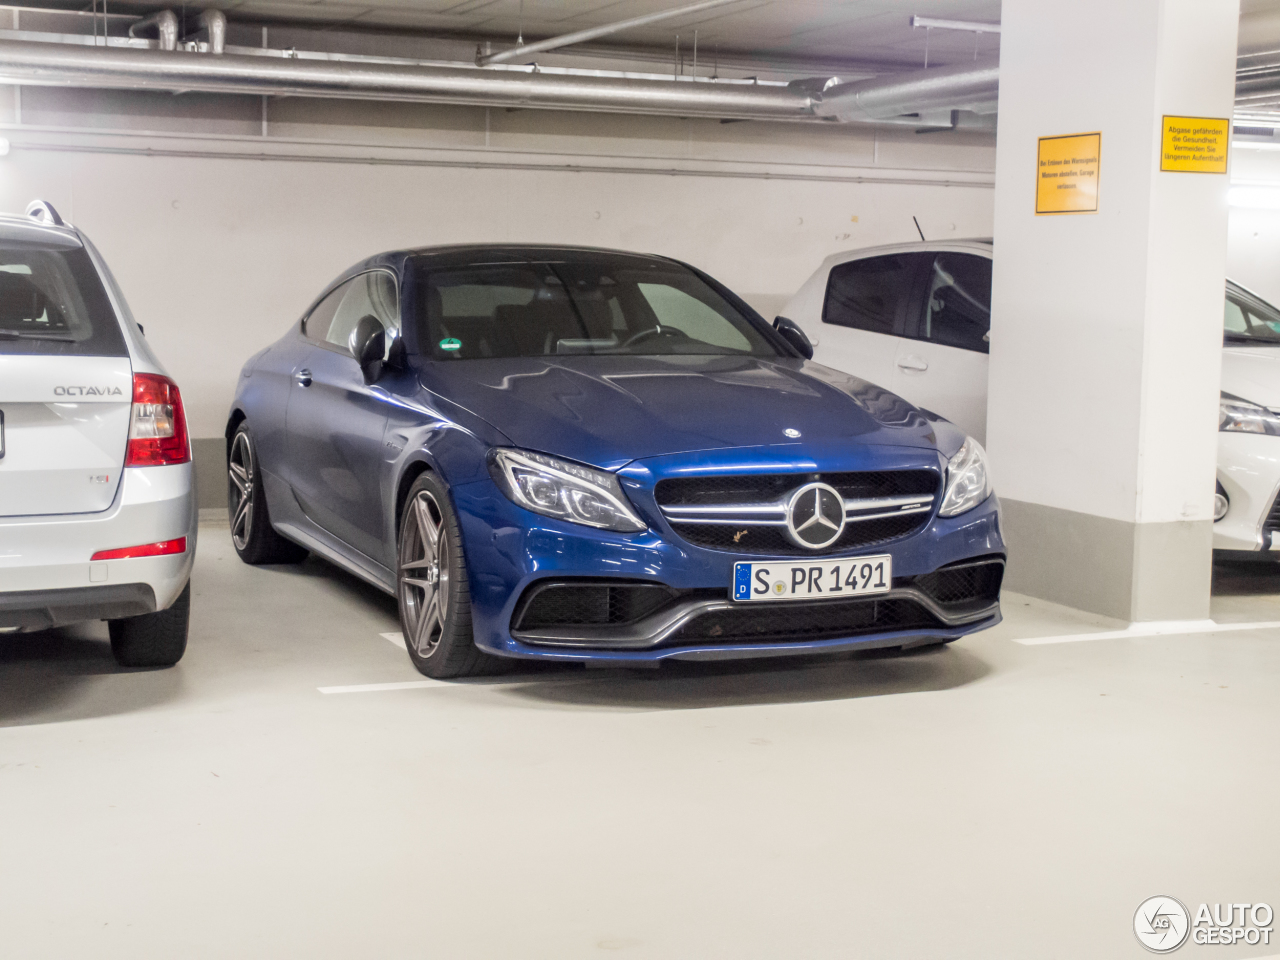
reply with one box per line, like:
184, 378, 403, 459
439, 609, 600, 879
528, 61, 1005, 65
780, 240, 1280, 558
0, 201, 195, 664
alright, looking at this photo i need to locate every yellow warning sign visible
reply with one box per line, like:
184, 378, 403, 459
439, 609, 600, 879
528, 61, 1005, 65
1160, 116, 1229, 174
1036, 132, 1101, 215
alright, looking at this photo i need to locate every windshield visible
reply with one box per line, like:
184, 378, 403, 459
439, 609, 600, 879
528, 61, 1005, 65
415, 254, 781, 360
0, 242, 126, 357
1225, 284, 1280, 345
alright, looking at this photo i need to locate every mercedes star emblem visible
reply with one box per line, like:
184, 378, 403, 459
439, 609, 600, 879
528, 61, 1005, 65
784, 482, 846, 549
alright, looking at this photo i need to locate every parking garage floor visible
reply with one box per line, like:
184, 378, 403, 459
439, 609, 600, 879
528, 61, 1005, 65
2, 518, 1279, 959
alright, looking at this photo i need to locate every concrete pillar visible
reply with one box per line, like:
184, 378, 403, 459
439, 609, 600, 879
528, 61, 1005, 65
987, 0, 1241, 621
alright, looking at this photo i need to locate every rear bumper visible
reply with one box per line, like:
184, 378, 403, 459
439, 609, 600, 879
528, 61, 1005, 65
0, 463, 195, 627
0, 583, 156, 631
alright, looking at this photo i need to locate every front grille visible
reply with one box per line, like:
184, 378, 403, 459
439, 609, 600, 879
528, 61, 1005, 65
673, 513, 927, 556
655, 470, 938, 507
655, 469, 940, 557
912, 558, 1004, 608
669, 596, 941, 646
513, 581, 677, 631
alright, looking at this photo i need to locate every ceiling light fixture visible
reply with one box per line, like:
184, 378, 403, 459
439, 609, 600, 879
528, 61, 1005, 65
910, 16, 1001, 34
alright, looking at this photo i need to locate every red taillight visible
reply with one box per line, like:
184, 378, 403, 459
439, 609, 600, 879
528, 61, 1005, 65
91, 537, 187, 561
126, 373, 190, 467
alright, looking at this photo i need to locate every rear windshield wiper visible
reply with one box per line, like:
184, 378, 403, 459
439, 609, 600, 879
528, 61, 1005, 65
0, 330, 77, 342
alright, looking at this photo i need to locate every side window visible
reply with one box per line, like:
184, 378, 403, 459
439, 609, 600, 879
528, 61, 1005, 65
1224, 297, 1247, 333
328, 271, 400, 357
822, 254, 920, 335
919, 253, 991, 353
302, 280, 351, 344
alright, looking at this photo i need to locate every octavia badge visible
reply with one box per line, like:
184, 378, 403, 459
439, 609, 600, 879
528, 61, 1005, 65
785, 482, 846, 550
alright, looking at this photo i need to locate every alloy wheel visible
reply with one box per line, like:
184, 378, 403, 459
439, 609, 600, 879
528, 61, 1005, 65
400, 490, 450, 659
228, 432, 255, 551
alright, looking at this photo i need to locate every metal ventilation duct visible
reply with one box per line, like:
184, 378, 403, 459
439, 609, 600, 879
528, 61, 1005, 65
816, 59, 1000, 123
0, 37, 1002, 126
0, 39, 813, 120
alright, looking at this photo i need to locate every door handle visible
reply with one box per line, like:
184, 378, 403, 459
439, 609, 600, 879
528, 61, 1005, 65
294, 368, 313, 387
896, 356, 929, 372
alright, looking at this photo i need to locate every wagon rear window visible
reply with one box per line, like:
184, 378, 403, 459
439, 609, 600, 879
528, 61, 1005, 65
0, 244, 126, 357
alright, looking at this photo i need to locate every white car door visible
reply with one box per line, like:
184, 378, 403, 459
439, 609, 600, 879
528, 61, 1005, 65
892, 251, 991, 443
802, 252, 926, 402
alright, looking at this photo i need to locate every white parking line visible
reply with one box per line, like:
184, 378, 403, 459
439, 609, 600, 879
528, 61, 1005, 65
319, 679, 452, 695
1016, 619, 1280, 646
381, 631, 407, 650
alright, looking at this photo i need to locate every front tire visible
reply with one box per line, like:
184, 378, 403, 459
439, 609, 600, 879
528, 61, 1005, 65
109, 582, 190, 667
228, 423, 308, 565
397, 473, 501, 679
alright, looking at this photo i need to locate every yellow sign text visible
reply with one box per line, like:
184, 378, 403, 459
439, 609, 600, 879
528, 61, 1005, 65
1036, 132, 1101, 215
1161, 116, 1229, 174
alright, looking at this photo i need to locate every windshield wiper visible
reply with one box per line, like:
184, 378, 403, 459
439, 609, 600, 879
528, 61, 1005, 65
0, 330, 77, 342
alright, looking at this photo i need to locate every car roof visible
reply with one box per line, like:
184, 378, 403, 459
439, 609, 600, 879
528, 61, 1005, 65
817, 237, 993, 270
396, 243, 681, 268
0, 213, 83, 247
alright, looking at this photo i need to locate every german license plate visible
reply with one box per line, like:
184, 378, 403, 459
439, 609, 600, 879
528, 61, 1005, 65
732, 555, 892, 602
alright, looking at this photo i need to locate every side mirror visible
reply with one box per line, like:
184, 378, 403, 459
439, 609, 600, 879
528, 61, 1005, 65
773, 315, 814, 360
349, 314, 387, 384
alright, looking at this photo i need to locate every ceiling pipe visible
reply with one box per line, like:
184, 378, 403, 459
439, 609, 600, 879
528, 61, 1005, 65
0, 37, 1007, 126
477, 0, 748, 67
127, 9, 178, 52
815, 58, 999, 122
194, 9, 227, 55
0, 39, 818, 121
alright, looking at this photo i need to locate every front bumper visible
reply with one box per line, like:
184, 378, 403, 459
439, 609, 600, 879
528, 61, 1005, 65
1215, 432, 1280, 554
0, 463, 196, 630
453, 468, 1004, 664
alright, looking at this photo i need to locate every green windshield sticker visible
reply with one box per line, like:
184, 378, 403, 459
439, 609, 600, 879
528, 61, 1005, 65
439, 338, 462, 351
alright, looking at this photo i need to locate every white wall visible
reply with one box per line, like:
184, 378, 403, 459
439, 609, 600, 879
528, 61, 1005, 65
0, 90, 996, 438
1228, 144, 1280, 305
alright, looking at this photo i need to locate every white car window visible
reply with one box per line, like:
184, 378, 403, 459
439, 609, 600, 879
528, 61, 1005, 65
823, 254, 920, 335
921, 253, 991, 354
1224, 288, 1280, 345
1224, 299, 1247, 333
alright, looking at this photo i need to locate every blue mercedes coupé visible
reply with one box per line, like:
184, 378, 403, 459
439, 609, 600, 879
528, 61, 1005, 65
226, 245, 1004, 677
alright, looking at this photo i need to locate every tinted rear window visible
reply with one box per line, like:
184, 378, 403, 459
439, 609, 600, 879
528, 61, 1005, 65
413, 254, 780, 361
823, 253, 922, 335
0, 243, 127, 357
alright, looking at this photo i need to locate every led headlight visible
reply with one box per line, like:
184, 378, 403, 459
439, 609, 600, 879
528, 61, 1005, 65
1220, 392, 1280, 435
488, 448, 647, 533
939, 437, 992, 518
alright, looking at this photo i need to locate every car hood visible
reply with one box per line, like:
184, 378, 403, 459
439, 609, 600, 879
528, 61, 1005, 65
421, 355, 943, 469
1223, 345, 1280, 409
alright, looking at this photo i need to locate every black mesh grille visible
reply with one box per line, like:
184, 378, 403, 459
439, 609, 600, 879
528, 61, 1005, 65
655, 470, 938, 507
672, 513, 928, 556
670, 597, 940, 646
1265, 494, 1280, 537
514, 582, 677, 631
912, 559, 1004, 607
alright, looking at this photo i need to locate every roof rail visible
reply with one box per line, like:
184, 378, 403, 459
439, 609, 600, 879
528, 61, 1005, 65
25, 200, 64, 227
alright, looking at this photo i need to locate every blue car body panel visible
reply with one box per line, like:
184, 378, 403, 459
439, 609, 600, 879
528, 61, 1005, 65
228, 245, 1004, 663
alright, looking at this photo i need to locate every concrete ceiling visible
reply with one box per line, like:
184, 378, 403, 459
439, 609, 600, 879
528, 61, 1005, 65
54, 0, 1006, 70
16, 1, 1276, 70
